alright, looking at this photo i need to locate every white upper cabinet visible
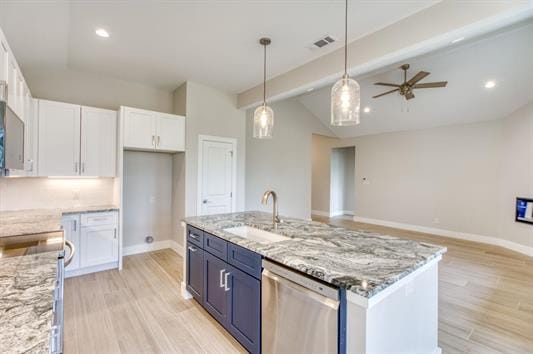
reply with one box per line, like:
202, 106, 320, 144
37, 100, 117, 177
156, 112, 185, 152
0, 41, 7, 84
123, 107, 156, 150
123, 106, 185, 152
81, 106, 117, 177
38, 100, 81, 176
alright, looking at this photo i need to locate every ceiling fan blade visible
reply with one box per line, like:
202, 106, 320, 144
405, 91, 415, 100
407, 71, 430, 86
372, 88, 399, 98
412, 81, 448, 89
374, 82, 400, 87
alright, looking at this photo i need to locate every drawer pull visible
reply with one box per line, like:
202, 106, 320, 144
219, 269, 225, 288
188, 246, 197, 252
224, 272, 231, 291
189, 233, 199, 240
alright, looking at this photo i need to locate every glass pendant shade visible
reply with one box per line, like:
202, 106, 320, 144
253, 104, 274, 139
331, 75, 360, 126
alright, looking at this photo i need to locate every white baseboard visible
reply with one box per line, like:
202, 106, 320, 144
122, 240, 185, 257
311, 210, 330, 217
353, 216, 533, 257
65, 261, 118, 278
331, 210, 355, 217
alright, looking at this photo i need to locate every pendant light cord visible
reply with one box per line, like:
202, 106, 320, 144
344, 0, 348, 76
263, 43, 267, 104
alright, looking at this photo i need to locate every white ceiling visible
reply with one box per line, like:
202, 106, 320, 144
297, 23, 533, 138
0, 1, 439, 93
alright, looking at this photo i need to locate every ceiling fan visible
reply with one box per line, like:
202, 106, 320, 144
373, 64, 447, 100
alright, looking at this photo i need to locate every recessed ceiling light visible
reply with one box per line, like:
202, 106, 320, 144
451, 37, 465, 44
363, 107, 371, 113
95, 28, 110, 38
484, 80, 496, 89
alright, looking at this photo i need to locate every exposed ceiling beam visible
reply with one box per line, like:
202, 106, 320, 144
237, 0, 533, 109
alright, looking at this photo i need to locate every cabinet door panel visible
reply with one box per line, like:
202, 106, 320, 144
7, 56, 17, 113
186, 242, 204, 302
123, 108, 156, 150
156, 113, 184, 152
80, 225, 118, 267
38, 100, 81, 176
203, 252, 229, 324
61, 215, 81, 271
227, 264, 261, 354
81, 106, 117, 177
0, 41, 7, 83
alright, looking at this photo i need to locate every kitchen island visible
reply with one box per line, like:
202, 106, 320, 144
183, 211, 446, 354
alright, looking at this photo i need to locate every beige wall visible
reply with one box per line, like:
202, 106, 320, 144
312, 102, 533, 249
245, 99, 334, 219
0, 177, 115, 211
25, 67, 174, 113
122, 151, 174, 247
172, 81, 246, 245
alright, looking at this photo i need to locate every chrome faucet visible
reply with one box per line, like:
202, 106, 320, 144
261, 190, 281, 229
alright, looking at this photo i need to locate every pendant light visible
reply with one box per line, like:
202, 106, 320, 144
331, 0, 360, 126
253, 37, 274, 139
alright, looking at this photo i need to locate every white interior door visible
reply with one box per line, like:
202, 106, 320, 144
199, 138, 234, 215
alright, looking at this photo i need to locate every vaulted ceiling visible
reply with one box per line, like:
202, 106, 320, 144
297, 23, 533, 138
0, 1, 438, 93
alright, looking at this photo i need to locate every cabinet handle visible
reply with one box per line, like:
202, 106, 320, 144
114, 228, 117, 239
74, 162, 78, 173
152, 135, 155, 146
73, 220, 77, 232
224, 272, 231, 292
157, 135, 161, 146
219, 269, 225, 288
81, 162, 85, 174
188, 246, 197, 252
189, 233, 199, 240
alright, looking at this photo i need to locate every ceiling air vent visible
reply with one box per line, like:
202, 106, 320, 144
310, 35, 336, 50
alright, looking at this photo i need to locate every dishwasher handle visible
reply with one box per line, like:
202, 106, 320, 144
262, 269, 340, 310
64, 240, 75, 267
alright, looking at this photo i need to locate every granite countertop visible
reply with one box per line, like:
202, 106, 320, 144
0, 205, 119, 237
184, 211, 447, 299
0, 251, 59, 353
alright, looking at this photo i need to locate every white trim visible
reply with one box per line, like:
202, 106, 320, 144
346, 256, 441, 309
432, 347, 443, 354
197, 134, 237, 216
122, 240, 185, 257
311, 210, 331, 217
353, 216, 533, 257
65, 261, 118, 278
330, 210, 355, 217
170, 240, 184, 257
181, 281, 193, 300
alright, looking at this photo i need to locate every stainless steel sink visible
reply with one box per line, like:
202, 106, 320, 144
223, 226, 290, 243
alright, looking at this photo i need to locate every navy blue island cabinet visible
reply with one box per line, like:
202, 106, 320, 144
186, 225, 261, 354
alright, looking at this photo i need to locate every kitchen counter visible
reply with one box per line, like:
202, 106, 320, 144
184, 211, 446, 298
0, 251, 59, 353
0, 205, 119, 237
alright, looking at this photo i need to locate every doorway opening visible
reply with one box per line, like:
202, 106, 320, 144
330, 146, 355, 218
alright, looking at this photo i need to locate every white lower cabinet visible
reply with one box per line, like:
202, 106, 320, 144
80, 224, 119, 267
63, 211, 119, 277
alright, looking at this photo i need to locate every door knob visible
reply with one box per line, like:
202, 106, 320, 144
202, 199, 208, 204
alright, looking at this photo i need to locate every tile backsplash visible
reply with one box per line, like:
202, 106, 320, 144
0, 177, 116, 211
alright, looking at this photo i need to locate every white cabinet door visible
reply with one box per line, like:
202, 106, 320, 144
156, 113, 185, 152
123, 107, 156, 150
0, 40, 8, 85
81, 106, 117, 177
38, 100, 81, 176
61, 214, 81, 271
7, 56, 17, 113
80, 225, 119, 267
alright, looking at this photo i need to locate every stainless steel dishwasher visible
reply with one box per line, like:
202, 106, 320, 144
262, 259, 340, 354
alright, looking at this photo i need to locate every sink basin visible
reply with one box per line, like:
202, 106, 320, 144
223, 226, 290, 243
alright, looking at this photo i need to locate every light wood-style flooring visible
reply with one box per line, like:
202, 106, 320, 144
65, 218, 533, 353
